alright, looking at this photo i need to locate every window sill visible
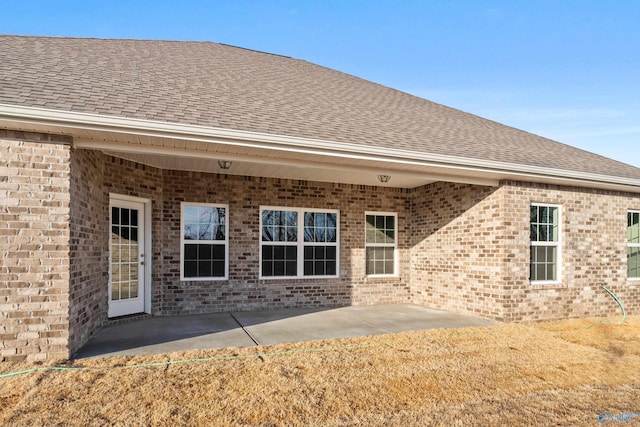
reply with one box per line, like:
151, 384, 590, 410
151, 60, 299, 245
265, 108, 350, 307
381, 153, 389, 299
181, 277, 228, 282
365, 274, 401, 281
529, 281, 567, 289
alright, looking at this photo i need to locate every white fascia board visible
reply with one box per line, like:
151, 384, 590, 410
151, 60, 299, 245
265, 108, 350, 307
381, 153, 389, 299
2, 103, 640, 191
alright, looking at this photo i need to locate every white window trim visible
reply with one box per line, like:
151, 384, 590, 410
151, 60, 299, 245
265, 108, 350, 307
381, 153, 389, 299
259, 206, 340, 280
530, 203, 562, 285
365, 211, 399, 278
628, 209, 640, 281
180, 202, 229, 281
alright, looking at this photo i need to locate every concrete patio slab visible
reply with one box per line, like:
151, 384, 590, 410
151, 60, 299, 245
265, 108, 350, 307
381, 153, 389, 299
74, 304, 499, 359
74, 312, 256, 358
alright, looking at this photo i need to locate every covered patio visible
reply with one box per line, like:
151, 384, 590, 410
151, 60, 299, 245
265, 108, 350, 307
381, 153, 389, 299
73, 304, 499, 358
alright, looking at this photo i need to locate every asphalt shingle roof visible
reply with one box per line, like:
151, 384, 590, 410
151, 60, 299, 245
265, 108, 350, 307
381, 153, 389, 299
1, 35, 639, 180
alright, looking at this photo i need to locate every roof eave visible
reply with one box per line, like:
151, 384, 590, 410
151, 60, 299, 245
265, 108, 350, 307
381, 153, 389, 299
1, 103, 640, 193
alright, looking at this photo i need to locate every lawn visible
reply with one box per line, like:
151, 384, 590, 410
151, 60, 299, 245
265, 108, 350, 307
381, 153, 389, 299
1, 316, 639, 426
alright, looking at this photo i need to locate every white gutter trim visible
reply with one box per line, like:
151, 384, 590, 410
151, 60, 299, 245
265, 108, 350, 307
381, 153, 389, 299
2, 103, 640, 189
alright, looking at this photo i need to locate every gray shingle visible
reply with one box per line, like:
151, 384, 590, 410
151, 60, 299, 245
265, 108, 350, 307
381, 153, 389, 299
1, 35, 639, 180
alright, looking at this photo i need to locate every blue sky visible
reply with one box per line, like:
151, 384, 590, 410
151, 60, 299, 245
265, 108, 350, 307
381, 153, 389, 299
2, 0, 639, 167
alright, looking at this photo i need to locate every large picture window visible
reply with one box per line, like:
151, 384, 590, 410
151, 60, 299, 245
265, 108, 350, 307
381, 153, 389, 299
628, 210, 640, 279
530, 204, 560, 283
181, 203, 228, 280
260, 207, 339, 278
365, 212, 397, 276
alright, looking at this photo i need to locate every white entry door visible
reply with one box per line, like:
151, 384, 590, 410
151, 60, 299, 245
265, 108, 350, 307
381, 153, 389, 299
109, 198, 147, 317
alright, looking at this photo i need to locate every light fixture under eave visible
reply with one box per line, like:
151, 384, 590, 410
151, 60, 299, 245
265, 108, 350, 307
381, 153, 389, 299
377, 174, 391, 183
218, 160, 232, 170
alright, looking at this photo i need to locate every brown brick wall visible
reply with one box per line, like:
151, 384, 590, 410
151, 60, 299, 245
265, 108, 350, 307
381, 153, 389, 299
157, 169, 412, 314
411, 182, 506, 318
499, 181, 640, 321
95, 158, 413, 315
0, 136, 71, 362
68, 148, 107, 355
4, 139, 640, 362
411, 180, 640, 321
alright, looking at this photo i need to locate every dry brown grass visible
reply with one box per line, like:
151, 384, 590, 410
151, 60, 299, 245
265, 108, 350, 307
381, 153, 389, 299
1, 316, 639, 426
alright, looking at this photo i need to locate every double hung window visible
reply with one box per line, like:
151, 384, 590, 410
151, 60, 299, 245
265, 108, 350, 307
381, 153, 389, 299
181, 203, 228, 280
530, 204, 560, 283
365, 213, 397, 276
260, 207, 339, 278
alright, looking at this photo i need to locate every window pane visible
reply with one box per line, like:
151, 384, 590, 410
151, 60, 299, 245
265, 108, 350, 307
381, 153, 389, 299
184, 261, 198, 278
326, 246, 336, 260
287, 227, 297, 242
366, 247, 395, 275
304, 213, 314, 242
304, 260, 313, 276
274, 261, 285, 276
539, 206, 548, 223
263, 245, 273, 259
327, 213, 337, 242
530, 205, 558, 243
629, 246, 640, 278
184, 244, 198, 260
121, 208, 130, 226
628, 212, 640, 244
375, 216, 384, 229
285, 261, 297, 276
326, 261, 336, 276
184, 224, 198, 240
213, 244, 225, 260
199, 260, 212, 277
386, 216, 395, 231
262, 259, 273, 276
262, 210, 297, 242
366, 214, 396, 244
302, 245, 336, 276
304, 212, 336, 243
285, 246, 297, 261
366, 215, 376, 243
274, 246, 285, 260
199, 244, 212, 259
262, 245, 297, 276
212, 261, 225, 277
183, 243, 226, 278
199, 223, 213, 240
184, 206, 226, 242
262, 223, 273, 241
530, 246, 557, 281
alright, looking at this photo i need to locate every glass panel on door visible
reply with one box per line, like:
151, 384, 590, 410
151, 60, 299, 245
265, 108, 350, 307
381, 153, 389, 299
111, 206, 140, 301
